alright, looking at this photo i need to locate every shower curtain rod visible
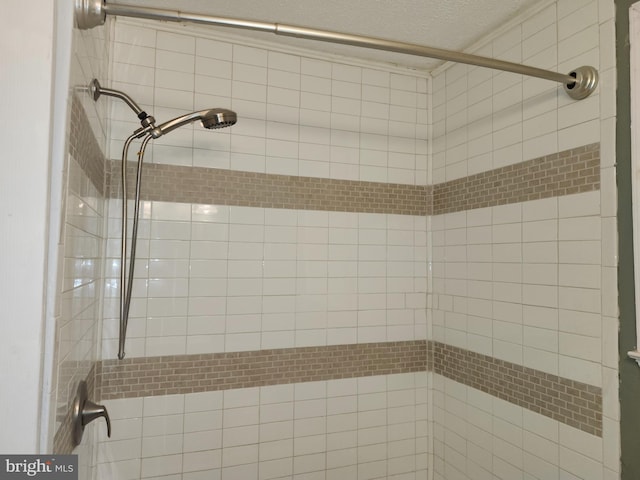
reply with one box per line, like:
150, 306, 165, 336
75, 0, 599, 100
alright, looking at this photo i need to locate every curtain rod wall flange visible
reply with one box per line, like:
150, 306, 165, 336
74, 0, 598, 100
75, 0, 106, 30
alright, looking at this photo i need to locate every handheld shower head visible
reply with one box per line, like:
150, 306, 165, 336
151, 108, 237, 138
201, 109, 237, 129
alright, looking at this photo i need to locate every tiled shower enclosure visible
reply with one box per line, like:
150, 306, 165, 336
51, 0, 619, 479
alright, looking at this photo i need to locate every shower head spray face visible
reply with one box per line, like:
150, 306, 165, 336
201, 109, 237, 129
151, 108, 237, 138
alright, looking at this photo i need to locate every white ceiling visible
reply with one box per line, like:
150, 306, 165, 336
110, 0, 543, 70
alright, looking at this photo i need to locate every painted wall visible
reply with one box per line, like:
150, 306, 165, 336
0, 0, 58, 453
429, 0, 618, 478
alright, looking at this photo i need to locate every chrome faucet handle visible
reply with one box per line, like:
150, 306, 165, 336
72, 380, 111, 446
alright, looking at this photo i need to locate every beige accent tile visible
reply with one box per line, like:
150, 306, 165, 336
107, 160, 432, 216
97, 341, 428, 401
433, 143, 599, 215
69, 95, 106, 194
432, 341, 602, 437
105, 143, 598, 218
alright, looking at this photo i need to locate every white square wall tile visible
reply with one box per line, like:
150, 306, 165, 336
559, 191, 600, 218
224, 387, 260, 408
152, 202, 192, 221
332, 64, 361, 83
116, 23, 157, 47
184, 391, 223, 413
268, 51, 301, 73
104, 398, 144, 420
157, 31, 195, 54
143, 394, 184, 417
156, 50, 195, 73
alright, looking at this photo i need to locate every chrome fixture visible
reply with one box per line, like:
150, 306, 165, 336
150, 108, 238, 138
88, 79, 237, 359
74, 0, 598, 100
72, 381, 111, 446
89, 79, 156, 129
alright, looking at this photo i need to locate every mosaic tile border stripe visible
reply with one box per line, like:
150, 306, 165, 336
70, 95, 105, 195
95, 338, 601, 436
432, 341, 602, 437
96, 341, 429, 400
432, 143, 600, 215
105, 143, 599, 215
106, 161, 432, 216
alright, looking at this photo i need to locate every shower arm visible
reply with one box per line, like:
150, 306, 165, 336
88, 78, 156, 128
75, 0, 598, 100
